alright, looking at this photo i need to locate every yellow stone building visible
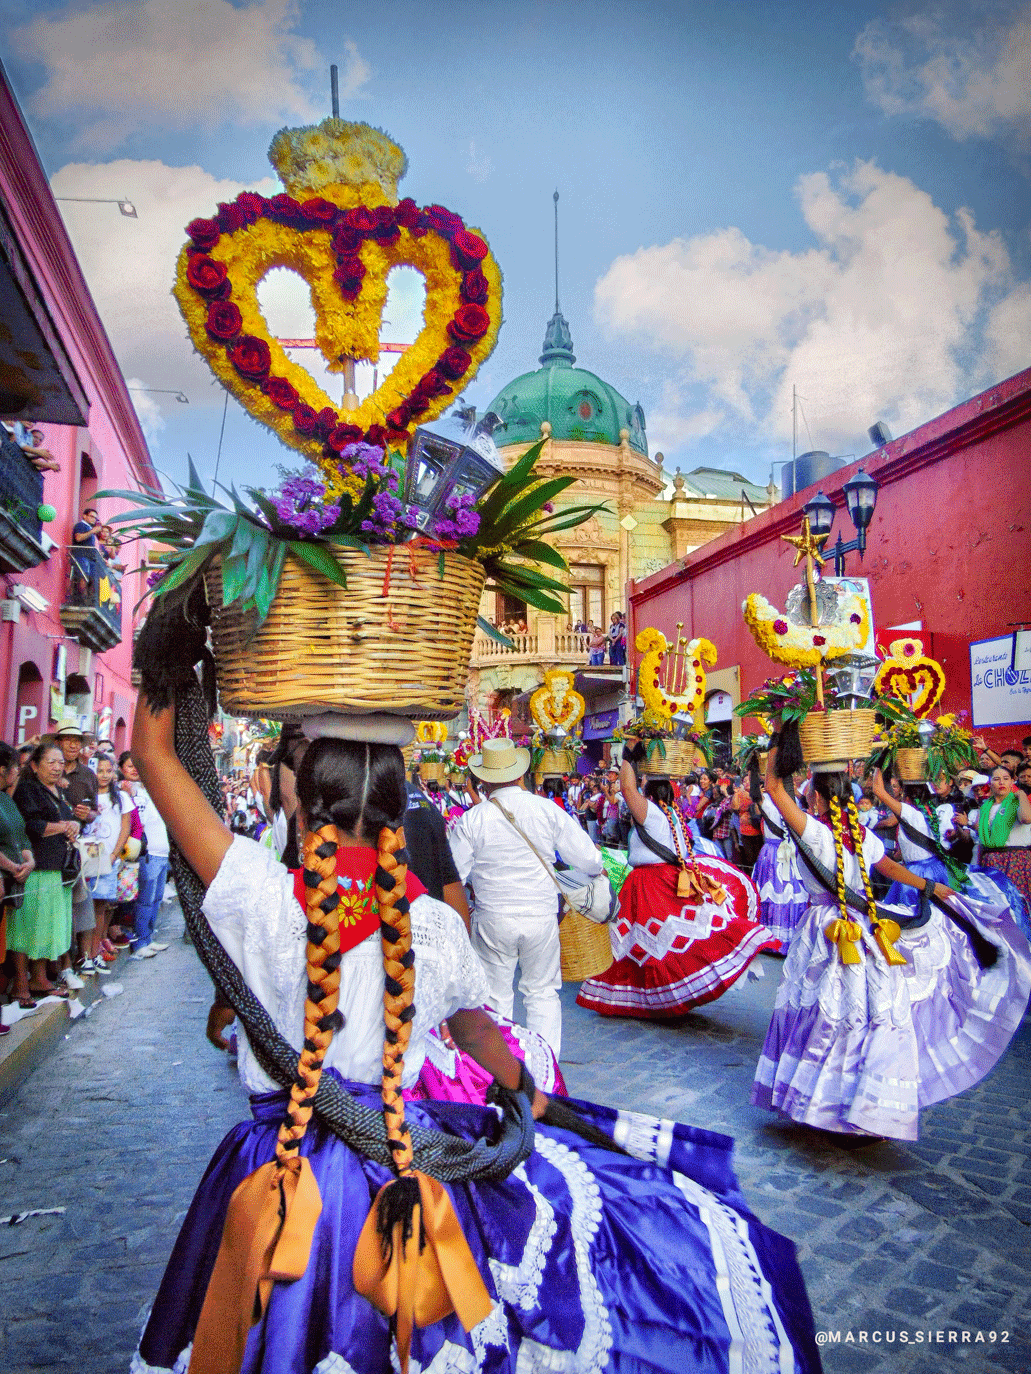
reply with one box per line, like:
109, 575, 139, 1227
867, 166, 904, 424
466, 304, 774, 733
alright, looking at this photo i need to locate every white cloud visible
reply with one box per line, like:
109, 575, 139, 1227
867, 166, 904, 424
594, 160, 1025, 458
854, 6, 1031, 141
125, 377, 166, 446
10, 0, 370, 152
466, 141, 493, 183
52, 158, 278, 417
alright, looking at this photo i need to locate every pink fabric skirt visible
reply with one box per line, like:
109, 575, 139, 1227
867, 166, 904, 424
409, 1005, 567, 1103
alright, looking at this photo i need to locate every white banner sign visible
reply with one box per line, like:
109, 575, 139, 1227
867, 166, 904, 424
970, 636, 1031, 729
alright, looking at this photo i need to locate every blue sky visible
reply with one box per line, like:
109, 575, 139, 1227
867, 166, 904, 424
2, 0, 1028, 494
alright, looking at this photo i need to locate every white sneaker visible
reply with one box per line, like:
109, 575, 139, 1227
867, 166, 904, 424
147, 941, 169, 953
94, 961, 112, 975
60, 969, 85, 990
78, 959, 97, 976
130, 945, 158, 960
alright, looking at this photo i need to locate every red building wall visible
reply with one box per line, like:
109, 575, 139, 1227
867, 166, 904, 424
0, 70, 156, 745
628, 367, 1031, 754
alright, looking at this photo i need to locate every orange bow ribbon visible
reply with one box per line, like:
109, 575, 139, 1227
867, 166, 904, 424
353, 1171, 493, 1374
188, 1155, 322, 1374
677, 863, 727, 906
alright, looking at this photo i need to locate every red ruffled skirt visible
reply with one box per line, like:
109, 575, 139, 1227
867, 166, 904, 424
577, 859, 778, 1020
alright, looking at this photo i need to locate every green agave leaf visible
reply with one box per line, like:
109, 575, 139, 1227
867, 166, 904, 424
195, 509, 239, 548
253, 541, 287, 624
506, 539, 568, 571
477, 616, 515, 647
489, 562, 570, 593
152, 543, 213, 598
488, 478, 576, 543
489, 577, 566, 615
475, 440, 546, 525
186, 454, 209, 500
287, 540, 349, 589
220, 551, 249, 606
245, 489, 290, 536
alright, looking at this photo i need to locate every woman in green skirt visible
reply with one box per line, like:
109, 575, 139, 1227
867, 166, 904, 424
9, 741, 79, 1005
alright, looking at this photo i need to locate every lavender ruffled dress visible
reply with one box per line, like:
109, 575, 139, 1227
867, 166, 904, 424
750, 796, 809, 949
752, 815, 1031, 1140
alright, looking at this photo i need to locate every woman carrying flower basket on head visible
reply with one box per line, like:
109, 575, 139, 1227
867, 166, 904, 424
129, 676, 821, 1374
753, 737, 1031, 1140
576, 742, 777, 1021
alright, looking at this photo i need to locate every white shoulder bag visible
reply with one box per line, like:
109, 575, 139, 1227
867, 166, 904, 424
489, 797, 615, 923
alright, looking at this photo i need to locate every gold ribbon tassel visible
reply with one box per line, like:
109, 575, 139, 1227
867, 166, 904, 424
872, 917, 907, 966
824, 917, 864, 965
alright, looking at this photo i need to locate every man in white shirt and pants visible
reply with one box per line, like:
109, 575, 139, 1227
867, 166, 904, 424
450, 738, 603, 1057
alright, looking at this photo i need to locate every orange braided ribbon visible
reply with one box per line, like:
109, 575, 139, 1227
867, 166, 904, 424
381, 535, 460, 597
189, 825, 342, 1374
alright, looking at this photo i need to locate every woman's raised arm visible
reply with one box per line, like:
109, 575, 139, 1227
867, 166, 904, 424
131, 695, 233, 888
764, 740, 809, 839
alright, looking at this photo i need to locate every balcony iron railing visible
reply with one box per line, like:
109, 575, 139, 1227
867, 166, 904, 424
470, 623, 593, 666
0, 434, 47, 573
59, 544, 122, 651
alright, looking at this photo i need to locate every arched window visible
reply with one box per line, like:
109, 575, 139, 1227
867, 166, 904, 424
15, 661, 44, 745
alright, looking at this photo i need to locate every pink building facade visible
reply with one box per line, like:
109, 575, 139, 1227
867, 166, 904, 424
0, 64, 157, 750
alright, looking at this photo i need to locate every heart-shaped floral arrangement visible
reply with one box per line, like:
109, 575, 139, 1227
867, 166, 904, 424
173, 119, 502, 495
873, 637, 945, 717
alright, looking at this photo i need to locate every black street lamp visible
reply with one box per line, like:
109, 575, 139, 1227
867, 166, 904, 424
803, 470, 879, 575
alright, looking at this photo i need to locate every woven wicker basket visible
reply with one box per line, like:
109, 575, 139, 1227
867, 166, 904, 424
559, 909, 614, 982
418, 760, 448, 784
638, 739, 703, 777
537, 748, 575, 777
205, 547, 485, 720
798, 709, 878, 770
894, 748, 928, 782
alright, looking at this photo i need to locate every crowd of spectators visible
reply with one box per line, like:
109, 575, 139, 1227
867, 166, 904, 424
0, 725, 173, 1035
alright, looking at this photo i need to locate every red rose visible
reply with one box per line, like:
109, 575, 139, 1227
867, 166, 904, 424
331, 223, 362, 254
327, 423, 364, 451
424, 205, 463, 237
365, 423, 387, 448
333, 256, 365, 298
813, 635, 826, 646
205, 300, 242, 341
236, 191, 267, 223
269, 193, 303, 221
301, 197, 339, 225
460, 269, 489, 305
448, 303, 490, 342
412, 367, 450, 400
292, 403, 319, 435
315, 407, 338, 439
849, 613, 862, 625
386, 406, 414, 431
217, 202, 246, 233
437, 345, 472, 381
344, 206, 377, 233
452, 229, 488, 268
773, 619, 789, 635
186, 255, 230, 297
262, 376, 299, 410
186, 217, 220, 250
228, 335, 271, 383
408, 394, 431, 418
372, 206, 400, 244
395, 198, 419, 230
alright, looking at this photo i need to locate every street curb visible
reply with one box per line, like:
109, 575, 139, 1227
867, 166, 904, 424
0, 962, 118, 1109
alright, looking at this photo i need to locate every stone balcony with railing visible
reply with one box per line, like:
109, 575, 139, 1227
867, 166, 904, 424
470, 619, 594, 668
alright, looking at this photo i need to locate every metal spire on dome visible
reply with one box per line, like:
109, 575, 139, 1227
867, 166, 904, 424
540, 189, 575, 368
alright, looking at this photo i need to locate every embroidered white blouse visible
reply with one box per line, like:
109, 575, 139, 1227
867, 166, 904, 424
203, 836, 490, 1096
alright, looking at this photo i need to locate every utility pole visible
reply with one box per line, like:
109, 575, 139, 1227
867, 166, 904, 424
792, 384, 798, 462
330, 64, 339, 117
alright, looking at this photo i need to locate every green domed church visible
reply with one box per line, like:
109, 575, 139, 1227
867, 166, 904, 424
466, 298, 773, 724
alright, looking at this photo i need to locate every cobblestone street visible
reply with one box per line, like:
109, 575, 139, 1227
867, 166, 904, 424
0, 908, 1028, 1374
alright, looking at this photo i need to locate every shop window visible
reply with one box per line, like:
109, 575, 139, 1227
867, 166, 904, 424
569, 563, 605, 629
